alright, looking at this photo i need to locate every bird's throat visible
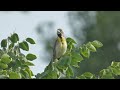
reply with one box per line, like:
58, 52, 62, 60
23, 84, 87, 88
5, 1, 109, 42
58, 36, 65, 45
58, 34, 62, 38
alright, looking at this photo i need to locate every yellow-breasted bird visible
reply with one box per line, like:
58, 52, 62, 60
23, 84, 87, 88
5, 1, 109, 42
52, 29, 67, 62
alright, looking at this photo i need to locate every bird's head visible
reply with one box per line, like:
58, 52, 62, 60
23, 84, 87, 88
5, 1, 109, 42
57, 28, 64, 38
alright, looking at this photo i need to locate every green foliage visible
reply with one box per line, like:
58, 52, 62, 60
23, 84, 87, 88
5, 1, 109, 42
66, 65, 74, 77
19, 41, 29, 51
70, 11, 120, 78
70, 52, 83, 68
36, 37, 105, 79
26, 53, 37, 61
91, 40, 103, 48
80, 40, 102, 58
26, 38, 35, 44
86, 42, 96, 52
9, 71, 21, 79
76, 72, 96, 79
1, 33, 120, 79
99, 61, 120, 79
1, 54, 12, 64
9, 33, 19, 43
76, 61, 120, 79
0, 62, 8, 69
1, 39, 7, 47
80, 45, 90, 58
0, 33, 36, 79
24, 61, 34, 66
66, 37, 76, 52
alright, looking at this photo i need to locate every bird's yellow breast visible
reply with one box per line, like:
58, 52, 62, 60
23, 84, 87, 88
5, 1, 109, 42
58, 36, 66, 45
56, 36, 67, 58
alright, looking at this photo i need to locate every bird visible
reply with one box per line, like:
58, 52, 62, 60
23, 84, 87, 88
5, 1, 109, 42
52, 28, 67, 62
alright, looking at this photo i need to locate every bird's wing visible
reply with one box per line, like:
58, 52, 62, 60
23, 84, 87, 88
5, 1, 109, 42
53, 39, 58, 61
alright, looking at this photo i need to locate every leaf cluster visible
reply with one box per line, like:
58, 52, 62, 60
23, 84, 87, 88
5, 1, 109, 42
0, 33, 36, 79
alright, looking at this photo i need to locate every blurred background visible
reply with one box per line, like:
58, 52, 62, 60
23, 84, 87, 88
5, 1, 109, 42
0, 11, 120, 76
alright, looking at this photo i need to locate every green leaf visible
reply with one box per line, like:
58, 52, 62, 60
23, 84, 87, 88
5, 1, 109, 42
86, 42, 96, 52
19, 41, 29, 51
18, 53, 25, 60
56, 56, 70, 70
80, 72, 95, 79
109, 67, 120, 75
70, 59, 79, 68
71, 52, 83, 67
66, 66, 74, 77
99, 69, 107, 76
26, 38, 35, 44
25, 68, 34, 78
7, 51, 16, 60
21, 65, 29, 68
36, 71, 49, 79
66, 37, 76, 51
44, 62, 54, 72
9, 72, 21, 79
76, 75, 86, 79
1, 54, 12, 64
67, 43, 74, 51
66, 37, 77, 44
71, 52, 83, 62
36, 68, 58, 79
20, 70, 29, 79
8, 43, 14, 49
26, 53, 37, 61
9, 33, 19, 43
91, 40, 103, 48
99, 69, 114, 79
76, 73, 93, 79
111, 61, 120, 68
42, 70, 58, 79
101, 73, 114, 79
24, 61, 34, 66
1, 39, 7, 47
0, 62, 8, 69
0, 49, 4, 58
2, 70, 7, 75
80, 45, 90, 58
0, 70, 7, 75
15, 59, 22, 67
